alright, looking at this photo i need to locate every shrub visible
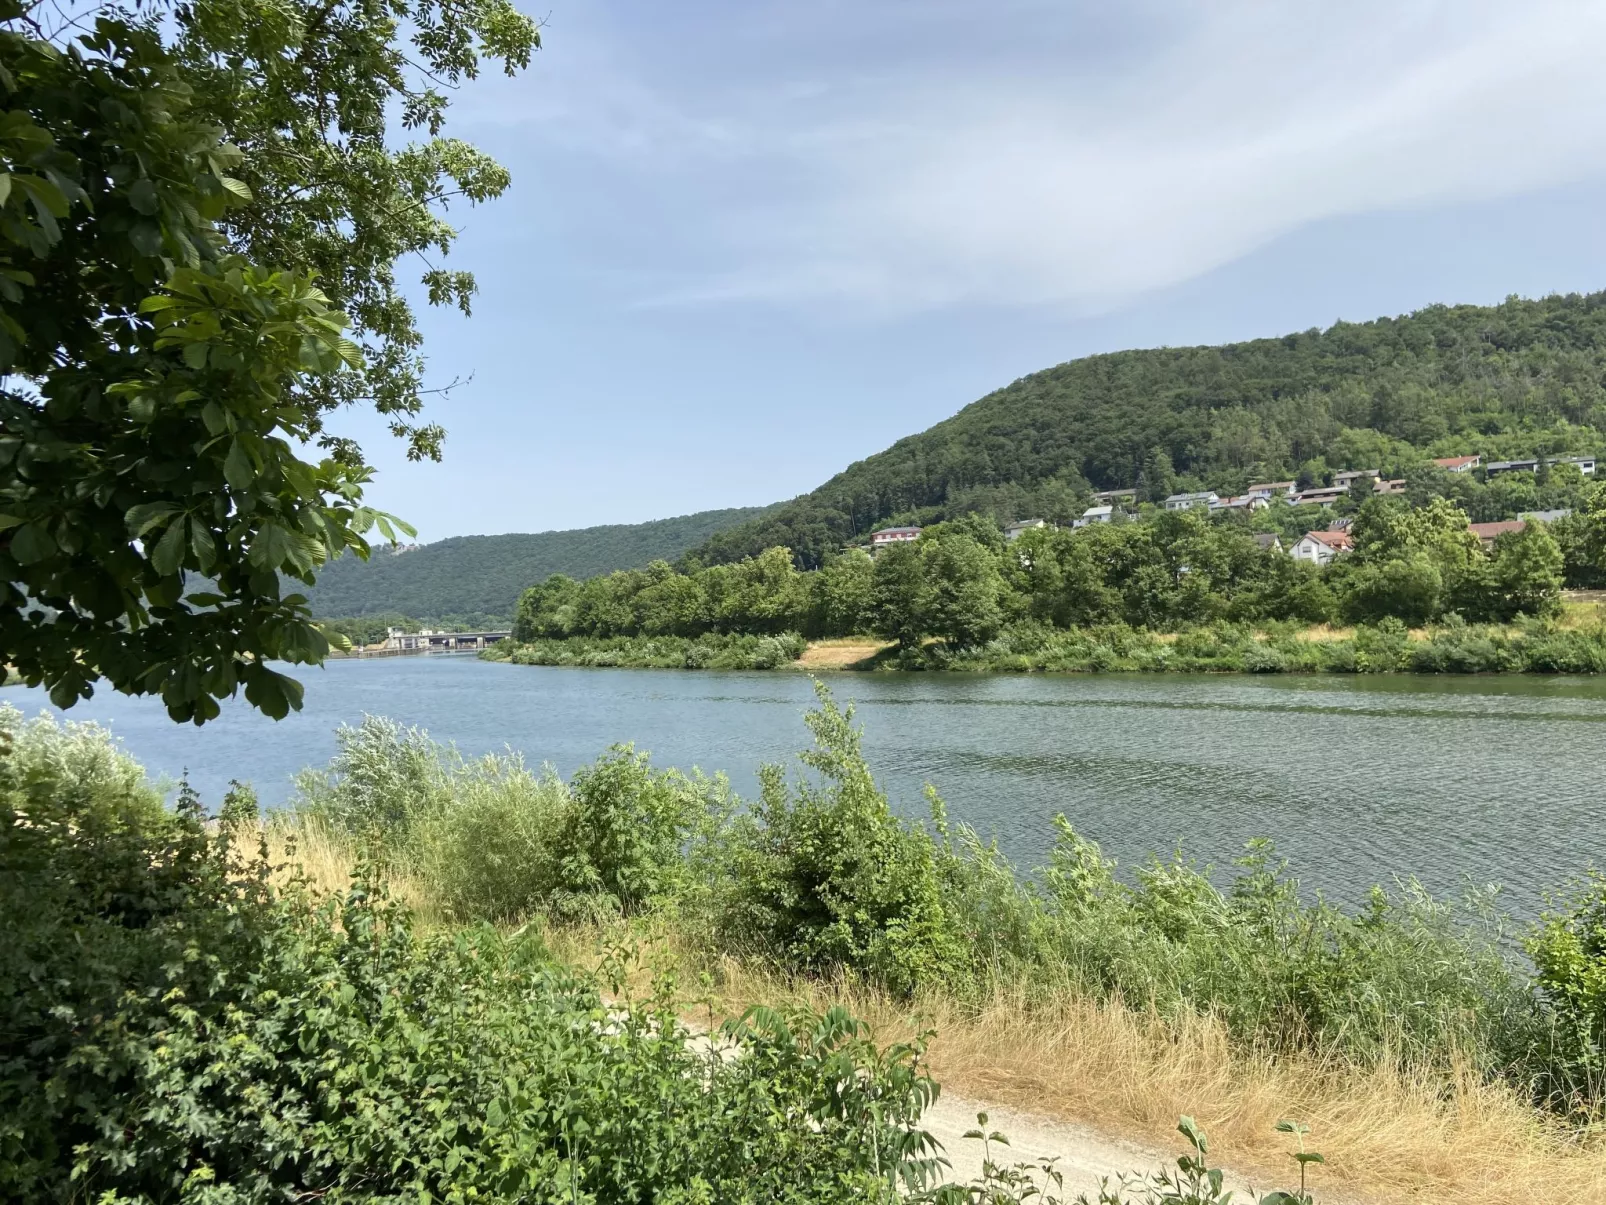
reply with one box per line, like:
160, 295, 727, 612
723, 682, 962, 993
556, 745, 728, 916
293, 713, 451, 843
1527, 873, 1606, 1112
932, 818, 1524, 1067
411, 754, 573, 920
0, 705, 957, 1203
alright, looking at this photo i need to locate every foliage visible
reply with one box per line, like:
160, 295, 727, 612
504, 499, 1573, 671
1527, 874, 1606, 1113
493, 630, 807, 670
0, 0, 535, 720
171, 0, 539, 460
720, 682, 963, 994
869, 540, 930, 647
691, 293, 1606, 568
0, 701, 970, 1204
309, 505, 777, 625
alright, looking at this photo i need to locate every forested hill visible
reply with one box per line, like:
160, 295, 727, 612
691, 292, 1606, 567
304, 506, 775, 624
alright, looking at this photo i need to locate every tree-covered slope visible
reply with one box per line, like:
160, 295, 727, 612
692, 293, 1606, 567
304, 506, 775, 623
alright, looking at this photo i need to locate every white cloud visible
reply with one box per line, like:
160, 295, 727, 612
499, 0, 1606, 314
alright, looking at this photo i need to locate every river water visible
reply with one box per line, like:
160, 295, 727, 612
7, 659, 1605, 916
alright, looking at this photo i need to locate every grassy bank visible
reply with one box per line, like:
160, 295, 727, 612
12, 695, 1606, 1203
486, 607, 1606, 675
275, 816, 1606, 1205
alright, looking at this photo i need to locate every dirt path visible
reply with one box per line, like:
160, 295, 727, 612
923, 1092, 1372, 1203
924, 1091, 1255, 1199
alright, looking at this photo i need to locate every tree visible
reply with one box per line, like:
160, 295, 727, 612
173, 0, 539, 460
1339, 553, 1444, 627
866, 542, 927, 649
1489, 523, 1565, 620
921, 534, 1003, 647
809, 549, 874, 636
0, 1, 537, 721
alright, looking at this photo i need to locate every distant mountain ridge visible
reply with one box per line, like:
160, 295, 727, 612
689, 292, 1606, 567
303, 505, 776, 624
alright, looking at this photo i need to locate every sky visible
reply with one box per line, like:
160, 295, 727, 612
336, 0, 1606, 542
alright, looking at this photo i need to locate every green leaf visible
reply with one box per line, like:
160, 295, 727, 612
249, 521, 294, 570
128, 178, 159, 215
11, 521, 57, 564
224, 439, 255, 489
125, 502, 182, 537
151, 519, 187, 576
188, 517, 217, 570
219, 176, 253, 201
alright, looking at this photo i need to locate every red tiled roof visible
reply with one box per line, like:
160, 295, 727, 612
1434, 456, 1481, 469
1304, 530, 1353, 549
1469, 521, 1525, 541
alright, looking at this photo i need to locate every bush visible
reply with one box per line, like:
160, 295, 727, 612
0, 704, 958, 1203
294, 713, 451, 842
1527, 873, 1606, 1112
931, 818, 1524, 1067
722, 682, 963, 994
556, 745, 729, 916
411, 755, 572, 920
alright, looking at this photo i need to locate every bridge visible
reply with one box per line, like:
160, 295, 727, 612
379, 628, 511, 653
331, 628, 515, 658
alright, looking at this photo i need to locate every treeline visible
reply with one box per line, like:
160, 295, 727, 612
301, 506, 776, 625
514, 492, 1604, 653
692, 293, 1606, 567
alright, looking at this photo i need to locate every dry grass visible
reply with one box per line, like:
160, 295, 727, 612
551, 926, 1606, 1205
260, 818, 436, 921
262, 837, 1606, 1205
796, 638, 892, 669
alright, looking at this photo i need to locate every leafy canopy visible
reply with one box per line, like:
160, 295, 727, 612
0, 0, 537, 721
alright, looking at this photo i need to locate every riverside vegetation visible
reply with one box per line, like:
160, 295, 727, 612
490, 489, 1606, 675
12, 688, 1606, 1204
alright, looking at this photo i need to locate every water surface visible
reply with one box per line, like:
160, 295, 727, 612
9, 660, 1604, 916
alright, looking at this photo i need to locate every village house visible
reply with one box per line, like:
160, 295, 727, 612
1469, 520, 1525, 551
1291, 486, 1348, 507
1288, 528, 1354, 566
1484, 456, 1598, 478
1164, 491, 1218, 511
1333, 468, 1381, 486
1092, 488, 1138, 503
870, 526, 921, 549
1072, 506, 1114, 529
1005, 518, 1048, 541
1433, 455, 1481, 472
1246, 481, 1296, 500
1253, 532, 1284, 553
1208, 494, 1270, 513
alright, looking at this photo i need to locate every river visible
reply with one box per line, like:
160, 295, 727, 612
8, 659, 1605, 917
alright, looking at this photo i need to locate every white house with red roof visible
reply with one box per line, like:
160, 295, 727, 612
1288, 528, 1354, 566
870, 526, 921, 549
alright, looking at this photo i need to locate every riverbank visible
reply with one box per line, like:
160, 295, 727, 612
485, 607, 1606, 675
276, 822, 1606, 1205
14, 693, 1606, 1205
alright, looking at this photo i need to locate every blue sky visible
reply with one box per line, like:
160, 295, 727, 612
337, 0, 1606, 541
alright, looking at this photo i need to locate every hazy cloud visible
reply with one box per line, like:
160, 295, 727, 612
494, 0, 1606, 314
